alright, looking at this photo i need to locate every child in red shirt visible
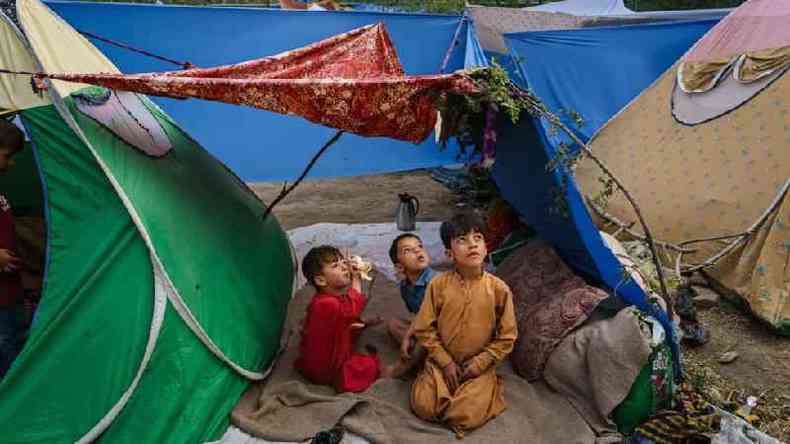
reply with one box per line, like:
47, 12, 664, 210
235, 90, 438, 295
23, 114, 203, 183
295, 245, 381, 393
0, 118, 26, 377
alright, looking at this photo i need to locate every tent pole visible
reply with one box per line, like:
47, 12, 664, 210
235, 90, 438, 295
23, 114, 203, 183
262, 130, 345, 221
439, 13, 467, 73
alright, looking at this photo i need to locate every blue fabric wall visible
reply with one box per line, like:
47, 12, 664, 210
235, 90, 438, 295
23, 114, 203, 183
492, 114, 681, 374
504, 19, 717, 152
491, 22, 708, 370
47, 2, 484, 180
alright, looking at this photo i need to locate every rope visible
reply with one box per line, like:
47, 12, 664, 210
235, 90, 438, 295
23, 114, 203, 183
77, 29, 194, 70
439, 14, 466, 74
0, 67, 38, 76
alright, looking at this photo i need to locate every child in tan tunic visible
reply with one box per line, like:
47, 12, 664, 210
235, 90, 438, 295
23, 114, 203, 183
410, 212, 517, 437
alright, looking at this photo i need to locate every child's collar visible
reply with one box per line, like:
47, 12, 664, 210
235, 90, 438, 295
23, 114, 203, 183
317, 285, 348, 296
405, 267, 432, 286
454, 267, 484, 281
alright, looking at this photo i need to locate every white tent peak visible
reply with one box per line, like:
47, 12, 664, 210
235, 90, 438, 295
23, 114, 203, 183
523, 0, 634, 16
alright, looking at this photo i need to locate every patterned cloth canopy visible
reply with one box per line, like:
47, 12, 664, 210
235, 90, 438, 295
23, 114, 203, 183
40, 23, 476, 143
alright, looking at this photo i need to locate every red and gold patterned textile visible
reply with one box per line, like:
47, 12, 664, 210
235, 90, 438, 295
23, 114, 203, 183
495, 240, 609, 381
42, 23, 476, 143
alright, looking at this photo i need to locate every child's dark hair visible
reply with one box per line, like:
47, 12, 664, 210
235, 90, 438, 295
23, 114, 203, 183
440, 212, 487, 249
389, 233, 422, 265
302, 245, 343, 287
0, 118, 24, 152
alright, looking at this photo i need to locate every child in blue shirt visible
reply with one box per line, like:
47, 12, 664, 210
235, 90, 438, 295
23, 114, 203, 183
384, 233, 435, 378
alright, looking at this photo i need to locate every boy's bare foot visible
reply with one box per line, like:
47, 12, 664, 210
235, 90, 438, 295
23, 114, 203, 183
382, 362, 407, 379
381, 365, 394, 379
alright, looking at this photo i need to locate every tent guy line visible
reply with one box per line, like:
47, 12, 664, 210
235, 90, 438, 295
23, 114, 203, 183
77, 28, 195, 69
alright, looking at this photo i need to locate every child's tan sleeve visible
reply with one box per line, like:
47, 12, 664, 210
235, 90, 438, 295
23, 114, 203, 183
412, 279, 455, 369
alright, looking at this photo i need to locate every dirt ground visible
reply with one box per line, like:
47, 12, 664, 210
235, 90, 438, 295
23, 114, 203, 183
685, 300, 790, 441
251, 170, 790, 441
250, 170, 460, 230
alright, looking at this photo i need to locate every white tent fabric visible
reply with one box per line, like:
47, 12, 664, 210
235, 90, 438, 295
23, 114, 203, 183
208, 425, 367, 444
520, 1, 730, 20
287, 222, 451, 290
523, 0, 634, 16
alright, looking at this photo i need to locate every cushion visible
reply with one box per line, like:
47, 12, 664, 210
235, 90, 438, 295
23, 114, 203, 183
496, 240, 609, 381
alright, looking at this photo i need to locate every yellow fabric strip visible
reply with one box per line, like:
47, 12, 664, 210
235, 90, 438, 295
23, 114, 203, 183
736, 45, 790, 83
0, 14, 49, 112
18, 0, 119, 100
677, 56, 736, 93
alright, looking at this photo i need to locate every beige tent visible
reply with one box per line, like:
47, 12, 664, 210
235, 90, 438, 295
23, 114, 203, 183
467, 6, 588, 55
575, 0, 789, 333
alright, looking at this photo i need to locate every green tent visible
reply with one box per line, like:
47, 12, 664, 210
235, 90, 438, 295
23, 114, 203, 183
0, 0, 294, 442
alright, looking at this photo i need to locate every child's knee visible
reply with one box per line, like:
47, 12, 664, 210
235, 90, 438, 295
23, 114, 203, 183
387, 318, 404, 338
411, 390, 440, 421
410, 373, 442, 420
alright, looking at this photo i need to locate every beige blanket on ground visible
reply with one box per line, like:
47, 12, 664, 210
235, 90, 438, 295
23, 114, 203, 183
231, 276, 650, 444
544, 308, 653, 440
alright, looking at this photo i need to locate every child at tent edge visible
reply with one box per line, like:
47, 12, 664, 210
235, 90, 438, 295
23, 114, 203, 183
410, 212, 518, 438
0, 119, 26, 378
295, 245, 383, 393
383, 233, 435, 379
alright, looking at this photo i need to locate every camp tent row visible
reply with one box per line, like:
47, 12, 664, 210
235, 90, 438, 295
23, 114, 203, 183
0, 1, 663, 442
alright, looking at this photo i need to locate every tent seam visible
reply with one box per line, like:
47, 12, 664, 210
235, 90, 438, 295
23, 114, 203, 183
19, 0, 276, 380
18, 5, 276, 441
74, 256, 168, 444
50, 89, 271, 381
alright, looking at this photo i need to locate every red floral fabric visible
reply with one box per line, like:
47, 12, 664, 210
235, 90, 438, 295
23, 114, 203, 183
44, 23, 476, 143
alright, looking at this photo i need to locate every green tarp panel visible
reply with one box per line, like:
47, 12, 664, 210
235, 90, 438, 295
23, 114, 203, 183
0, 91, 293, 443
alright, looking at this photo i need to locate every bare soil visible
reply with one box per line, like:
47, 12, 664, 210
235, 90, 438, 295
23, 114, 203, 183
250, 170, 460, 230
685, 301, 790, 441
251, 170, 790, 441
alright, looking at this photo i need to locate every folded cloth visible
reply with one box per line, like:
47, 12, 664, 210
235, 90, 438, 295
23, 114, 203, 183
543, 307, 652, 439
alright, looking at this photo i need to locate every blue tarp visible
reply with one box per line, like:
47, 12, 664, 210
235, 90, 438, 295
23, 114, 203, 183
47, 2, 485, 180
504, 19, 718, 152
491, 22, 711, 372
492, 114, 682, 375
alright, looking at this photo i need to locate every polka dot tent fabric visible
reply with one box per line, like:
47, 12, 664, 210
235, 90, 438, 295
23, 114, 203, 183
575, 3, 790, 332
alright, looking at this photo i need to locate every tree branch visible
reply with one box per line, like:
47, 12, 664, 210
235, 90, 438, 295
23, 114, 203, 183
586, 197, 696, 253
512, 84, 674, 315
262, 130, 345, 221
680, 179, 789, 273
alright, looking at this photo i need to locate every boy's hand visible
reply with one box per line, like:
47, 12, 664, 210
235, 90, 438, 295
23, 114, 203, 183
461, 360, 482, 382
443, 361, 461, 392
350, 316, 382, 331
0, 249, 21, 273
344, 249, 363, 293
361, 315, 383, 327
400, 330, 414, 360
